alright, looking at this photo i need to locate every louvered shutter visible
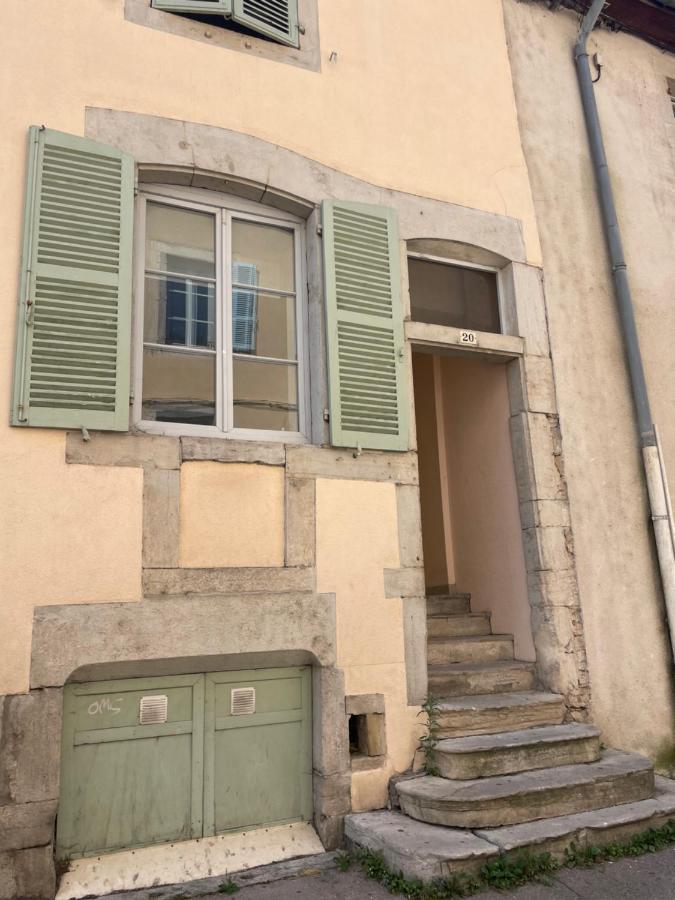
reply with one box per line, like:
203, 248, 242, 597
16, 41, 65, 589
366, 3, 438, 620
152, 1, 232, 13
322, 201, 409, 451
12, 127, 134, 430
232, 0, 299, 47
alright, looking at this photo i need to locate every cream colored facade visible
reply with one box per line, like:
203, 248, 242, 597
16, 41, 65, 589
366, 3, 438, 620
0, 0, 539, 696
0, 1, 673, 897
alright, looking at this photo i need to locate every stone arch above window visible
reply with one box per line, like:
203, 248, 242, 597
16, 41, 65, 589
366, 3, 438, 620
138, 165, 315, 220
406, 238, 511, 271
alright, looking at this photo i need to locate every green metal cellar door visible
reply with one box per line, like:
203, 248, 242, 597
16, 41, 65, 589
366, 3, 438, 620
204, 668, 313, 835
56, 667, 312, 860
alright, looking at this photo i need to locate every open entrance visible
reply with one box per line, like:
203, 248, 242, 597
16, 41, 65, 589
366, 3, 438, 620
409, 255, 534, 660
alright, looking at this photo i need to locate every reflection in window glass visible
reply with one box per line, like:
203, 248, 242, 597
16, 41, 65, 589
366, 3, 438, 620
232, 220, 295, 292
145, 275, 216, 349
233, 358, 298, 432
232, 292, 297, 360
232, 261, 258, 354
146, 203, 215, 277
408, 258, 500, 334
142, 347, 216, 426
143, 203, 217, 426
230, 219, 299, 432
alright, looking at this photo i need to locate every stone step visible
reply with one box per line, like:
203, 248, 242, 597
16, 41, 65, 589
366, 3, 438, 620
435, 691, 565, 738
435, 724, 602, 779
396, 750, 654, 828
427, 634, 514, 666
427, 595, 471, 616
476, 775, 675, 857
429, 660, 536, 697
345, 777, 675, 882
427, 613, 492, 638
345, 809, 499, 882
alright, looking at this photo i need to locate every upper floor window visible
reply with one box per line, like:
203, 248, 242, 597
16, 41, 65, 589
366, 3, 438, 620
151, 0, 300, 47
136, 190, 307, 440
408, 255, 501, 335
12, 126, 408, 451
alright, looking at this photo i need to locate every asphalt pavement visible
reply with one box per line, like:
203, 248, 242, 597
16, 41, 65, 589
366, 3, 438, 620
211, 845, 675, 900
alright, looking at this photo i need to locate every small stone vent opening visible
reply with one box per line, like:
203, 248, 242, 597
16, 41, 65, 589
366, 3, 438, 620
345, 693, 387, 772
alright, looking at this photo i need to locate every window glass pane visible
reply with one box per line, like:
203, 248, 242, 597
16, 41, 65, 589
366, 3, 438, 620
232, 221, 295, 292
408, 258, 500, 334
144, 275, 216, 349
232, 291, 296, 360
146, 202, 215, 278
142, 347, 215, 426
233, 359, 298, 432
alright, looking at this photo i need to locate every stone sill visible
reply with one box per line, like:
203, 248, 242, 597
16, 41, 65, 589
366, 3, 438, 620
350, 754, 386, 773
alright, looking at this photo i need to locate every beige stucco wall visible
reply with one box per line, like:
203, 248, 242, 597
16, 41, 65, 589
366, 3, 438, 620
315, 478, 422, 810
503, 0, 675, 755
0, 0, 543, 701
0, 430, 143, 695
180, 462, 285, 567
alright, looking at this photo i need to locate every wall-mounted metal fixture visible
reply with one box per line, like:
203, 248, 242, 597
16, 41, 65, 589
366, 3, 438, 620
574, 0, 675, 662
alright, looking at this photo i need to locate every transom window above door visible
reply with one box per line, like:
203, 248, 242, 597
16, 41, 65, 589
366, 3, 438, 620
137, 190, 307, 440
408, 256, 501, 335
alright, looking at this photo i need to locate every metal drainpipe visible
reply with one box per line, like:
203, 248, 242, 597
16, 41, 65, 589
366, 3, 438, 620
574, 0, 675, 661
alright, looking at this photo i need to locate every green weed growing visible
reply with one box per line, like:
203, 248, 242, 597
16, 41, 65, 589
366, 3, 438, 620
347, 818, 675, 899
418, 694, 442, 777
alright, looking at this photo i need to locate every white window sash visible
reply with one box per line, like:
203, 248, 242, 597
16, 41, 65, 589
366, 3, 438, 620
133, 190, 309, 441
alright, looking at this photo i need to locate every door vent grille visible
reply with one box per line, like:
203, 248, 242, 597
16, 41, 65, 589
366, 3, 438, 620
231, 687, 256, 716
139, 695, 168, 725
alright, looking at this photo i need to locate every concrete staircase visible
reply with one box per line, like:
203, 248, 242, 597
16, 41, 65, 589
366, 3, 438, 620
345, 590, 675, 882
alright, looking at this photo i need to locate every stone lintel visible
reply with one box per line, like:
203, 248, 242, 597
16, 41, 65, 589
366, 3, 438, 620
345, 693, 385, 716
30, 592, 336, 688
65, 431, 180, 470
180, 436, 286, 466
142, 565, 314, 596
286, 445, 419, 485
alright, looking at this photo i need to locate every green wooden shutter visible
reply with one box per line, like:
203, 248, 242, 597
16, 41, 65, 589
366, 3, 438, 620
232, 0, 299, 47
12, 127, 134, 430
152, 0, 297, 46
322, 200, 409, 451
152, 0, 232, 13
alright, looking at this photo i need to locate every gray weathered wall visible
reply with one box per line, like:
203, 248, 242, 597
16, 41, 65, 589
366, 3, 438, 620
503, 0, 675, 757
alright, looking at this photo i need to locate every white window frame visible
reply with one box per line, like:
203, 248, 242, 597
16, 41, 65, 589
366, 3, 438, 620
406, 251, 506, 335
133, 185, 310, 443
